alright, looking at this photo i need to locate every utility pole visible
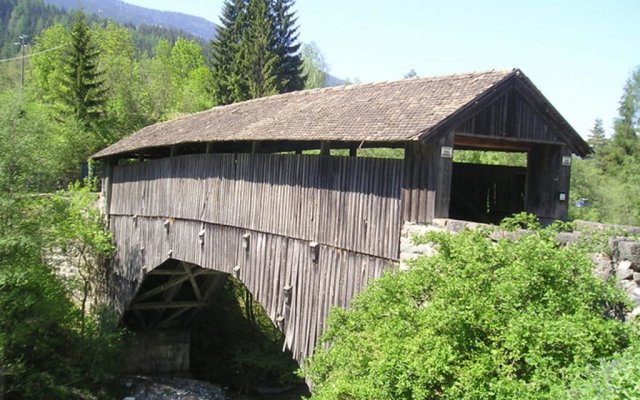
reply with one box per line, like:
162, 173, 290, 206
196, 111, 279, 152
14, 34, 28, 89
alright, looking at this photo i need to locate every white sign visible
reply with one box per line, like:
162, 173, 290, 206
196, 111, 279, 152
562, 156, 572, 166
441, 146, 453, 158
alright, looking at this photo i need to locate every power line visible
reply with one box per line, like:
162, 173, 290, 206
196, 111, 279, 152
0, 43, 69, 63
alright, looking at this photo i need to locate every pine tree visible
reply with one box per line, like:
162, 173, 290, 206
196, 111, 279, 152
209, 0, 304, 104
271, 0, 305, 92
210, 0, 247, 105
587, 118, 607, 153
612, 66, 640, 157
238, 0, 279, 100
59, 13, 106, 126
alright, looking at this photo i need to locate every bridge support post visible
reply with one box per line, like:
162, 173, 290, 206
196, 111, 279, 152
101, 158, 114, 225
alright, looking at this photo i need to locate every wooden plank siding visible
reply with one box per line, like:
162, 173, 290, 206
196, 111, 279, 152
456, 86, 564, 145
525, 144, 571, 222
107, 153, 403, 364
110, 213, 393, 364
402, 132, 454, 224
110, 153, 403, 260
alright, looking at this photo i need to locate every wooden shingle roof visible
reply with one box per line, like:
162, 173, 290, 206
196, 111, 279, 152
93, 69, 589, 159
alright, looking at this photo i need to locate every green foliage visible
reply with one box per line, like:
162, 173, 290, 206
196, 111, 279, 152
301, 42, 328, 89
0, 0, 71, 58
272, 0, 305, 93
587, 118, 608, 154
240, 0, 280, 100
454, 150, 527, 167
210, 0, 246, 105
569, 67, 640, 226
568, 158, 639, 225
191, 276, 301, 393
0, 89, 92, 193
58, 13, 107, 127
306, 225, 632, 400
561, 340, 640, 400
49, 180, 115, 275
0, 190, 125, 399
210, 0, 304, 104
29, 14, 213, 142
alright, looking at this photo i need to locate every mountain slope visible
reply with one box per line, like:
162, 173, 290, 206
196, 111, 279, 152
43, 0, 216, 40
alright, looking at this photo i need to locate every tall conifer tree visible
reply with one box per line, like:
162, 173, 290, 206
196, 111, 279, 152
239, 0, 279, 100
59, 13, 106, 126
587, 118, 607, 154
210, 0, 247, 105
612, 67, 640, 156
209, 0, 304, 104
272, 0, 305, 92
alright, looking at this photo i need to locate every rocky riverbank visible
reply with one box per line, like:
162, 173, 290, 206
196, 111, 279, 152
121, 376, 309, 400
123, 376, 229, 400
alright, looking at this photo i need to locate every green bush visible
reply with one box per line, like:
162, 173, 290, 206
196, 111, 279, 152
562, 341, 640, 400
305, 224, 633, 400
0, 190, 125, 399
191, 277, 302, 394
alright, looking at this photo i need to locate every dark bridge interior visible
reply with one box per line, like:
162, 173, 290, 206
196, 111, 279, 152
122, 260, 227, 331
449, 162, 526, 225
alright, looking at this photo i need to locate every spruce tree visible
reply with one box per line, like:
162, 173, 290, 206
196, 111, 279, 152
209, 0, 304, 104
59, 13, 106, 126
587, 118, 607, 153
612, 67, 640, 157
238, 0, 279, 100
272, 0, 305, 92
210, 0, 247, 105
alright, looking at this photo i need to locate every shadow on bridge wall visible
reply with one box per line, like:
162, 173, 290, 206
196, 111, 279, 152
113, 153, 403, 197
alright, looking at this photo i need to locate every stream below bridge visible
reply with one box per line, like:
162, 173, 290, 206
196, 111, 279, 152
123, 375, 310, 400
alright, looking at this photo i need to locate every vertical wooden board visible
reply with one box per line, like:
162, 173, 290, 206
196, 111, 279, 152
299, 246, 312, 359
269, 236, 281, 320
256, 232, 268, 306
282, 238, 294, 350
284, 240, 299, 352
410, 143, 422, 221
435, 131, 454, 219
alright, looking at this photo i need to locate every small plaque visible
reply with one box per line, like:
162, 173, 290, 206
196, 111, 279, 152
559, 192, 566, 202
441, 146, 453, 158
562, 156, 572, 166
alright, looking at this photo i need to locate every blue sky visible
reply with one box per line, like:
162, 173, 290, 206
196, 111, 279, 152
127, 0, 639, 139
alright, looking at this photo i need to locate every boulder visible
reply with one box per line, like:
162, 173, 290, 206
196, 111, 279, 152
615, 240, 640, 269
616, 260, 634, 281
591, 252, 613, 282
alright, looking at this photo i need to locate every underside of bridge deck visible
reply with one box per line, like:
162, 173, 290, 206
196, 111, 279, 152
123, 260, 226, 331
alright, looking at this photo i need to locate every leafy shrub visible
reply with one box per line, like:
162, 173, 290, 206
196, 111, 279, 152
191, 277, 302, 394
562, 341, 640, 400
0, 189, 125, 399
305, 224, 632, 400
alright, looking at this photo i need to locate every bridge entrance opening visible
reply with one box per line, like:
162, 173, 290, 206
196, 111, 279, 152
121, 259, 305, 394
449, 149, 528, 225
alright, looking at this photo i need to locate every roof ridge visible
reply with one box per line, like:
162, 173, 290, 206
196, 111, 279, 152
200, 68, 517, 111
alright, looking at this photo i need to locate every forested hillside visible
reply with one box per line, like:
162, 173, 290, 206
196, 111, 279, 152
44, 0, 216, 40
0, 0, 205, 58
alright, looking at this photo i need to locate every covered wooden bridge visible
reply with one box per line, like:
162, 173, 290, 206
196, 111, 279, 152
93, 69, 590, 368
